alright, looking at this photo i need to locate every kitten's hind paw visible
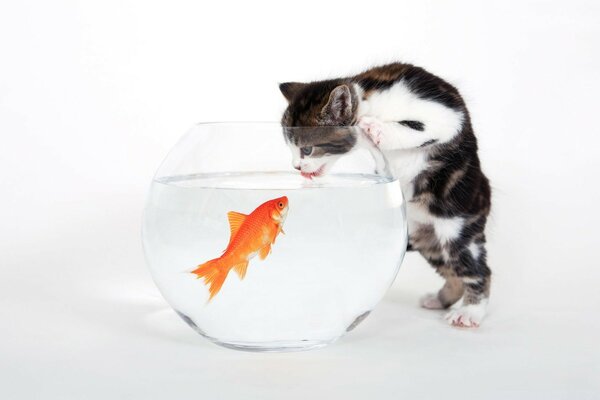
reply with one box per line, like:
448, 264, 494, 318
358, 116, 384, 145
420, 293, 444, 310
444, 303, 487, 328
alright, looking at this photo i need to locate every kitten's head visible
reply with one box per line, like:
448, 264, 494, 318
279, 80, 359, 178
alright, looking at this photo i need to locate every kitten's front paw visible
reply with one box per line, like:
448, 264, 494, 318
444, 304, 486, 328
358, 116, 384, 145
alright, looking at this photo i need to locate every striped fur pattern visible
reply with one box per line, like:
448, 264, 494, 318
280, 62, 492, 327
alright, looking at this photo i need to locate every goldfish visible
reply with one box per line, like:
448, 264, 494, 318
191, 196, 289, 301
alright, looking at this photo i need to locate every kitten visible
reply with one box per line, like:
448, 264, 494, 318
279, 63, 491, 328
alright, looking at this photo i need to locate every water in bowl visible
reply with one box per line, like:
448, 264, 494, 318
142, 172, 407, 351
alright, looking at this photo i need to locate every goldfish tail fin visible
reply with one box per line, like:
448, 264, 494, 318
232, 261, 250, 280
191, 258, 229, 301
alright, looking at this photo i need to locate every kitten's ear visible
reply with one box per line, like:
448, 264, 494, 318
279, 82, 306, 102
321, 85, 353, 124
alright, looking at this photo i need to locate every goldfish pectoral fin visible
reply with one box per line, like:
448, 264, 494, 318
233, 261, 250, 280
259, 245, 271, 260
227, 211, 248, 238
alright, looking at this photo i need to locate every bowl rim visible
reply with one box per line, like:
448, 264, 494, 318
191, 121, 362, 130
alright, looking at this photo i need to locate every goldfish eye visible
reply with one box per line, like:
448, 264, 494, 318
278, 202, 284, 208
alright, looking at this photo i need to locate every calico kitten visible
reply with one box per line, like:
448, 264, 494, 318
280, 62, 491, 328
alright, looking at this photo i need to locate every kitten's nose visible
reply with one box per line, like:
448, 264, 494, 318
293, 164, 301, 171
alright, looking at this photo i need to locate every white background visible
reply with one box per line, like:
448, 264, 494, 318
1, 1, 599, 399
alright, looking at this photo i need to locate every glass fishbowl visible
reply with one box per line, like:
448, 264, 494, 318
142, 122, 407, 352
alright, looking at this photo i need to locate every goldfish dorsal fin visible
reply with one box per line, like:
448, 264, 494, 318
227, 211, 247, 238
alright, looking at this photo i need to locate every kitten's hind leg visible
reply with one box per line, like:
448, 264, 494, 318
420, 276, 464, 310
444, 245, 491, 328
444, 275, 490, 328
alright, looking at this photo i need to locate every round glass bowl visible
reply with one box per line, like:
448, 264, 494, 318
142, 122, 407, 352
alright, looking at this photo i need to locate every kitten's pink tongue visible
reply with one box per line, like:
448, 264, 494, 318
300, 165, 324, 179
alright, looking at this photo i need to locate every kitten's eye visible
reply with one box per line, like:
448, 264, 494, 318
300, 146, 313, 156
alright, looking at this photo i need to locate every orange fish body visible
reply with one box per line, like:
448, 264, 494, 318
192, 196, 289, 300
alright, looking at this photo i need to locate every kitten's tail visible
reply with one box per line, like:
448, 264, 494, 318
191, 258, 229, 301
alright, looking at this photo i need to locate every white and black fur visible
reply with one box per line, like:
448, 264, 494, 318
280, 63, 491, 327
